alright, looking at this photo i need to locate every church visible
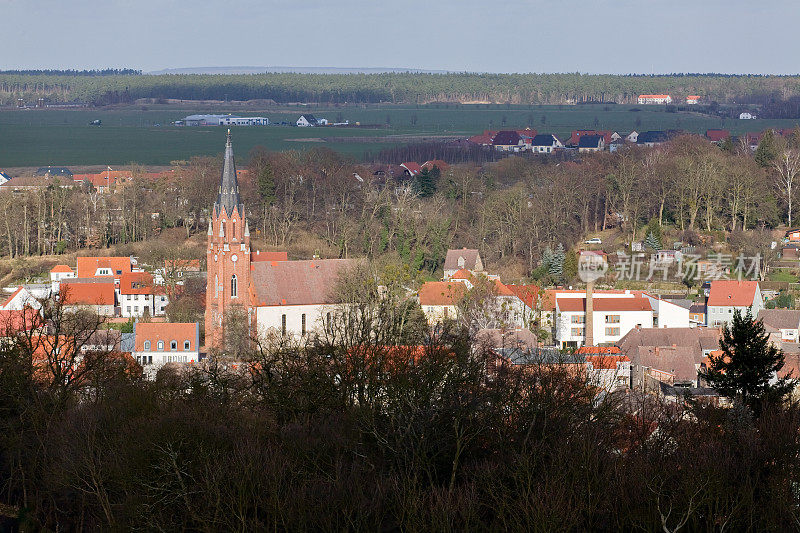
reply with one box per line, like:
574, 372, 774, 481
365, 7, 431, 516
205, 131, 354, 348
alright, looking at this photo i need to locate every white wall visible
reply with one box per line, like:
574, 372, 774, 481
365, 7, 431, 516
256, 303, 334, 338
556, 308, 653, 347
646, 296, 690, 328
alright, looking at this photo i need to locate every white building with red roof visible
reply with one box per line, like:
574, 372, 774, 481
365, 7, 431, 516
0, 286, 40, 311
706, 280, 763, 328
49, 264, 76, 294
117, 272, 169, 318
555, 294, 653, 349
132, 322, 199, 373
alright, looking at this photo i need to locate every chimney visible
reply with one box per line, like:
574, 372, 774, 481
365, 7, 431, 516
585, 280, 594, 346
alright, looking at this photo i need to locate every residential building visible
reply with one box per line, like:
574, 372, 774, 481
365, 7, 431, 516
491, 131, 523, 151
555, 295, 652, 348
637, 131, 670, 147
689, 303, 706, 325
706, 129, 730, 143
686, 95, 701, 105
118, 272, 168, 318
706, 280, 763, 327
758, 309, 800, 344
739, 112, 756, 120
530, 134, 563, 153
400, 162, 422, 176
60, 280, 116, 316
133, 322, 200, 373
637, 94, 672, 105
0, 286, 40, 311
296, 114, 318, 127
419, 281, 466, 324
76, 256, 134, 280
443, 248, 484, 279
577, 134, 605, 152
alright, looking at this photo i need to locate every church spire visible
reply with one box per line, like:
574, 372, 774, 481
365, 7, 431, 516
214, 129, 242, 217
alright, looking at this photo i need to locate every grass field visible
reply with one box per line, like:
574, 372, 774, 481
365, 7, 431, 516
1, 103, 799, 168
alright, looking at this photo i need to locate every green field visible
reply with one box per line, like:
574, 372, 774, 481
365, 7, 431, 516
2, 103, 799, 168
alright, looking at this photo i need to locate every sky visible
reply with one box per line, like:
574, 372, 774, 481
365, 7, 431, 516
2, 0, 798, 74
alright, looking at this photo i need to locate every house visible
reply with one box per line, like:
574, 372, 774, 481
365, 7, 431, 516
577, 135, 605, 152
785, 228, 800, 243
491, 131, 523, 151
35, 166, 72, 177
0, 171, 10, 184
706, 280, 763, 328
637, 130, 670, 147
739, 112, 756, 120
638, 94, 672, 105
706, 129, 730, 143
567, 130, 619, 147
118, 272, 168, 318
76, 256, 134, 280
689, 303, 706, 325
581, 350, 631, 391
218, 116, 269, 126
132, 322, 200, 373
296, 114, 318, 127
625, 131, 639, 143
443, 248, 484, 279
0, 286, 40, 311
400, 162, 422, 176
686, 96, 701, 105
531, 134, 563, 153
467, 130, 497, 146
419, 281, 467, 324
757, 309, 800, 344
49, 265, 76, 294
60, 280, 116, 316
618, 327, 722, 390
420, 160, 449, 173
0, 176, 73, 192
555, 294, 653, 348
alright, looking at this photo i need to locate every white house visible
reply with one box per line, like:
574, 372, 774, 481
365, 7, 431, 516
531, 134, 564, 153
443, 248, 484, 279
419, 281, 466, 324
739, 112, 756, 120
555, 294, 653, 348
296, 114, 318, 127
117, 272, 169, 318
638, 95, 672, 105
0, 171, 10, 185
706, 280, 763, 328
133, 322, 199, 374
49, 264, 76, 294
584, 353, 632, 392
0, 286, 41, 311
758, 309, 800, 344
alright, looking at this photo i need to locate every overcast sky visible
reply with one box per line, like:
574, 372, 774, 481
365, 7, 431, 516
2, 0, 796, 74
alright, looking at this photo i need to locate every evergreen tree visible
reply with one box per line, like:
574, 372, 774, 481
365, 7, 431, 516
755, 129, 778, 168
644, 231, 661, 251
549, 243, 565, 280
541, 246, 554, 271
700, 309, 795, 413
414, 168, 437, 198
257, 162, 276, 205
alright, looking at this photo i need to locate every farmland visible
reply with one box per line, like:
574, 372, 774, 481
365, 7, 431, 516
1, 102, 800, 167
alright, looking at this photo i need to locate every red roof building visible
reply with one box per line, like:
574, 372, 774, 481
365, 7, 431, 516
706, 129, 730, 142
76, 256, 133, 279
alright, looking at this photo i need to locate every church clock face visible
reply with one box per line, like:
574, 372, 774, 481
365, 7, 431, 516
231, 254, 238, 263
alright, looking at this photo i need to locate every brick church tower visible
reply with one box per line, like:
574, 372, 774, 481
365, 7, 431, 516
205, 130, 251, 349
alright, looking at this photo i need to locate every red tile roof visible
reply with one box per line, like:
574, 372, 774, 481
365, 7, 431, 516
418, 281, 467, 306
400, 162, 422, 175
421, 160, 450, 172
50, 264, 74, 273
707, 280, 759, 307
706, 129, 730, 142
61, 281, 115, 306
252, 251, 289, 262
0, 286, 24, 309
76, 256, 132, 278
119, 272, 155, 295
250, 259, 355, 306
557, 296, 652, 312
576, 346, 622, 355
506, 284, 539, 309
585, 354, 630, 369
449, 269, 475, 281
134, 322, 198, 352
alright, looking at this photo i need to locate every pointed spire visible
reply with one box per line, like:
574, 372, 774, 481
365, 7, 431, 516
207, 219, 213, 236
244, 220, 250, 237
214, 130, 242, 217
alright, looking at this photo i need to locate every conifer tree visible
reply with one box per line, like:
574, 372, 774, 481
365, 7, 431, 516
644, 231, 661, 251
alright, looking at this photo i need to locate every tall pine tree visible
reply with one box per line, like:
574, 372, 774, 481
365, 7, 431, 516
700, 309, 795, 413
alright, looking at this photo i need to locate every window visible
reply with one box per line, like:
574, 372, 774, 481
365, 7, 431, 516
157, 340, 164, 351
148, 356, 152, 364
605, 315, 620, 324
571, 327, 585, 337
232, 221, 236, 239
281, 314, 287, 336
215, 275, 219, 297
170, 340, 177, 351
301, 313, 306, 335
134, 306, 139, 313
571, 315, 585, 324
144, 340, 151, 350
220, 220, 226, 237
443, 307, 449, 319
184, 340, 190, 351
605, 327, 621, 336
126, 306, 131, 314
231, 275, 237, 297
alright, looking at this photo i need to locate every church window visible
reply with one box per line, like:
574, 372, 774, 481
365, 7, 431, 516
231, 275, 237, 297
301, 314, 306, 335
232, 221, 236, 239
281, 314, 287, 336
214, 275, 219, 297
157, 340, 164, 351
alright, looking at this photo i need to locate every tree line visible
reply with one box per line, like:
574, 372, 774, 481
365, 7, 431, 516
3, 72, 800, 106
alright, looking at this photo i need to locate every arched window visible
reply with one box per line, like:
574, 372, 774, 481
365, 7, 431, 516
231, 275, 237, 297
170, 340, 177, 351
220, 220, 226, 237
184, 340, 190, 351
232, 220, 236, 239
157, 340, 164, 351
144, 340, 151, 350
214, 274, 219, 297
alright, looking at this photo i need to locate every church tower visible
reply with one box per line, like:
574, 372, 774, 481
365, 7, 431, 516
205, 130, 251, 349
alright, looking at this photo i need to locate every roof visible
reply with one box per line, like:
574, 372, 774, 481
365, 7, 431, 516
532, 134, 559, 146
585, 354, 630, 369
706, 129, 730, 142
633, 345, 700, 383
119, 272, 155, 295
637, 131, 670, 144
475, 328, 539, 352
250, 259, 355, 306
0, 176, 55, 188
134, 322, 199, 352
450, 269, 475, 281
638, 94, 671, 99
60, 281, 115, 306
400, 162, 422, 175
50, 264, 74, 273
556, 296, 651, 312
578, 135, 604, 148
35, 166, 72, 176
421, 160, 450, 172
214, 130, 242, 218
299, 114, 317, 123
444, 248, 481, 272
689, 304, 706, 314
707, 280, 759, 307
576, 346, 622, 355
251, 250, 289, 262
757, 309, 800, 330
0, 308, 43, 333
491, 131, 521, 146
418, 281, 467, 306
76, 256, 132, 278
505, 284, 539, 309
618, 327, 720, 355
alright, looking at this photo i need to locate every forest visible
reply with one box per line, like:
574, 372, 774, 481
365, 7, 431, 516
1, 273, 799, 530
3, 71, 800, 107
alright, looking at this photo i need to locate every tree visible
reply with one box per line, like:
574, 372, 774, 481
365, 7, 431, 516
700, 310, 795, 413
754, 130, 778, 168
414, 168, 437, 198
772, 144, 800, 227
549, 244, 565, 280
644, 231, 661, 251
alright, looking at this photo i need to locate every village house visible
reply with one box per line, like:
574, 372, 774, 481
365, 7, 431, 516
117, 272, 168, 318
757, 309, 800, 344
705, 280, 763, 327
59, 279, 116, 317
418, 281, 467, 324
296, 114, 318, 127
443, 248, 484, 279
686, 96, 701, 105
739, 112, 756, 120
637, 130, 670, 147
530, 134, 563, 153
400, 162, 422, 176
577, 134, 605, 152
0, 286, 40, 311
706, 129, 730, 143
637, 94, 672, 104
491, 131, 524, 151
76, 256, 135, 281
132, 321, 200, 374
